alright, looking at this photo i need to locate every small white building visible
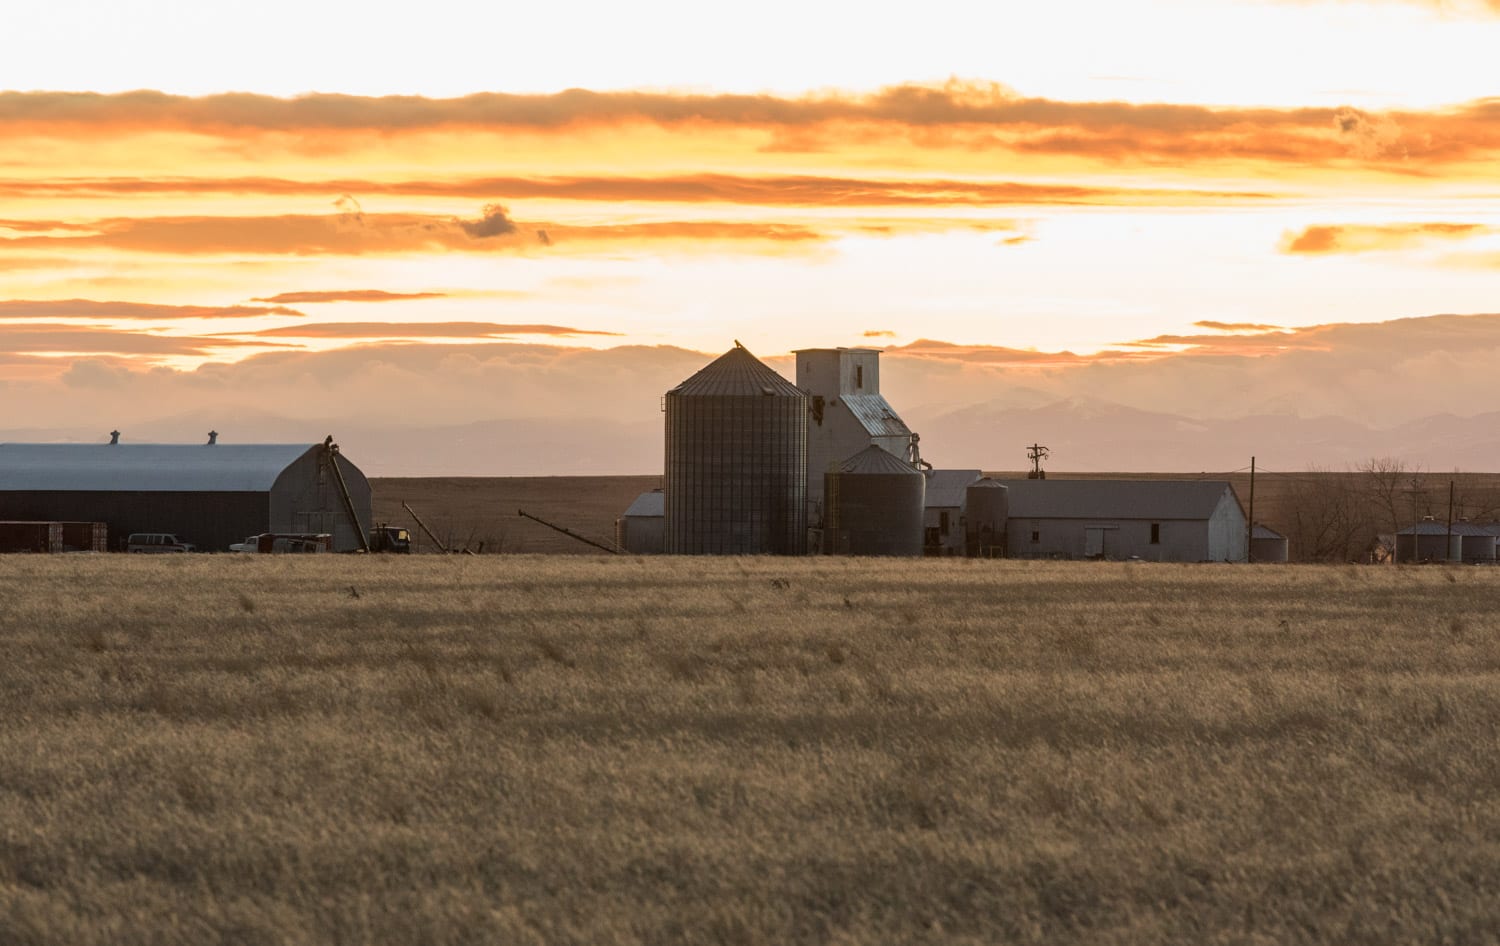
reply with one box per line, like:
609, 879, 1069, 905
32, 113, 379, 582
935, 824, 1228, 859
796, 348, 914, 532
615, 489, 664, 554
997, 479, 1247, 562
922, 469, 981, 555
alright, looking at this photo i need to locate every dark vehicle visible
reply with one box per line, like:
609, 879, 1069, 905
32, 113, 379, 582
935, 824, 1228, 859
368, 525, 411, 553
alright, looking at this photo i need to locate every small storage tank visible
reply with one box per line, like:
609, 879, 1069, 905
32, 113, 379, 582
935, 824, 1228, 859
1395, 519, 1457, 563
1456, 522, 1496, 563
825, 445, 924, 556
965, 478, 1009, 558
1249, 524, 1289, 563
664, 344, 807, 555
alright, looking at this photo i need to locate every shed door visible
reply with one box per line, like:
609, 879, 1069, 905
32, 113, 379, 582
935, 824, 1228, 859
1085, 527, 1107, 558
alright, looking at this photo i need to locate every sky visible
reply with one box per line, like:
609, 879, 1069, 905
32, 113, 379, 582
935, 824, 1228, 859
3, 0, 1500, 472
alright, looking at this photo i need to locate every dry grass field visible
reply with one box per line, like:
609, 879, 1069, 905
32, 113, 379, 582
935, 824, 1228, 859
4, 555, 1500, 944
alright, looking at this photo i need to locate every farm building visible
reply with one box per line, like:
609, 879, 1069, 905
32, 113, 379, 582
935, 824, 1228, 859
922, 469, 982, 556
996, 479, 1247, 562
0, 438, 371, 552
796, 348, 916, 535
1393, 519, 1497, 564
663, 344, 807, 555
615, 489, 664, 554
1250, 524, 1290, 563
824, 445, 925, 556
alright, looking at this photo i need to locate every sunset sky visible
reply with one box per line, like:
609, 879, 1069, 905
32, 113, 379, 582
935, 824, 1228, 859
4, 0, 1500, 472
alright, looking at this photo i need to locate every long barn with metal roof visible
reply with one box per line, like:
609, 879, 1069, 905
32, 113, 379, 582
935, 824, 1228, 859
995, 479, 1247, 562
0, 437, 371, 552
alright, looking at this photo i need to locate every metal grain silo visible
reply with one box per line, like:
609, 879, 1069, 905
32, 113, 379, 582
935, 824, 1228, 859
965, 478, 1009, 558
825, 445, 924, 556
664, 343, 807, 555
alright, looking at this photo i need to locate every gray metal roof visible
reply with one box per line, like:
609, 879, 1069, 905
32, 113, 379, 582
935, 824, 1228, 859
0, 443, 318, 492
839, 445, 921, 476
1396, 520, 1494, 536
995, 479, 1239, 520
668, 345, 803, 398
925, 469, 982, 508
839, 394, 912, 439
622, 490, 664, 518
1252, 524, 1286, 540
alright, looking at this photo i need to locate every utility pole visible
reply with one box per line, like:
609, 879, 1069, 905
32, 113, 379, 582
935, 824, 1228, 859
1403, 479, 1423, 564
1026, 444, 1049, 480
1447, 480, 1455, 563
1247, 456, 1256, 563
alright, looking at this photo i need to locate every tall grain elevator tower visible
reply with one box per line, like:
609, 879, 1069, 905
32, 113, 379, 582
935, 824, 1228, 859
795, 348, 917, 535
663, 344, 807, 555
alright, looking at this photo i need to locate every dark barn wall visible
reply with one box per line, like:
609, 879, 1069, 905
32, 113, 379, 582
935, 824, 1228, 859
0, 491, 269, 552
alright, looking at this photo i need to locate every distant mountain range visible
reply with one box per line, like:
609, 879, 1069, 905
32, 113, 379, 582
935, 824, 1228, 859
8, 313, 1500, 473
6, 398, 1498, 476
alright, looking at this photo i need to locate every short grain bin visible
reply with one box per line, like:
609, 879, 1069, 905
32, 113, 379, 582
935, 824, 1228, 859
825, 445, 924, 556
965, 478, 1009, 558
1249, 524, 1289, 563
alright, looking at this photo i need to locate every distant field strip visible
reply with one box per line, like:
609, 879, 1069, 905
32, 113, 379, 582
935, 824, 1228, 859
3, 556, 1499, 945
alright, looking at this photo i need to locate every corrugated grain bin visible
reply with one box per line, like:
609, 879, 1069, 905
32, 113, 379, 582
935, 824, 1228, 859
664, 344, 807, 555
1456, 523, 1495, 563
1249, 524, 1289, 563
825, 445, 924, 556
0, 520, 63, 553
965, 478, 1009, 558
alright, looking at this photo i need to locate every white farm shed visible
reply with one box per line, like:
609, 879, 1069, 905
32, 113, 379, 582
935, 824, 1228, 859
616, 489, 664, 554
996, 479, 1247, 562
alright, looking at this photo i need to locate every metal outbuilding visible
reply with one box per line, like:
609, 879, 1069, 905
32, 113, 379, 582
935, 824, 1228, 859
965, 478, 1009, 558
923, 469, 982, 555
996, 479, 1247, 562
0, 439, 372, 552
1393, 519, 1493, 563
615, 489, 665, 554
824, 445, 925, 556
663, 344, 807, 555
1249, 524, 1290, 563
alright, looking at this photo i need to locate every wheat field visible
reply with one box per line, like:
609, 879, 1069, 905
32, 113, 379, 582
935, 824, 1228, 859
2, 555, 1499, 944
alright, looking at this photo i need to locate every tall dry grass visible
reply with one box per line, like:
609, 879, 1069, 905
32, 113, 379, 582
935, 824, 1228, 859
2, 555, 1499, 944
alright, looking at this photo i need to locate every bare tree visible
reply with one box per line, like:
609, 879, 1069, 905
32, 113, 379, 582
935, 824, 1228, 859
1283, 468, 1375, 562
1357, 457, 1428, 536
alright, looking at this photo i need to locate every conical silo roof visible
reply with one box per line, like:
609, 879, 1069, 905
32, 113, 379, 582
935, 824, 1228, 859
669, 344, 802, 398
839, 444, 920, 475
969, 477, 1006, 490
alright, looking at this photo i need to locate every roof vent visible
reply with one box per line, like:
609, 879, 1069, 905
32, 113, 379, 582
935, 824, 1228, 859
109, 430, 120, 445
207, 430, 218, 445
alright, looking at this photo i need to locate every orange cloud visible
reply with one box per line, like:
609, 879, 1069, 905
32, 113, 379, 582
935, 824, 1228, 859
0, 211, 827, 256
888, 338, 1130, 366
236, 322, 620, 339
0, 299, 303, 319
249, 290, 446, 304
0, 173, 1282, 207
0, 323, 281, 355
1281, 223, 1490, 254
1194, 321, 1286, 332
0, 85, 1496, 170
